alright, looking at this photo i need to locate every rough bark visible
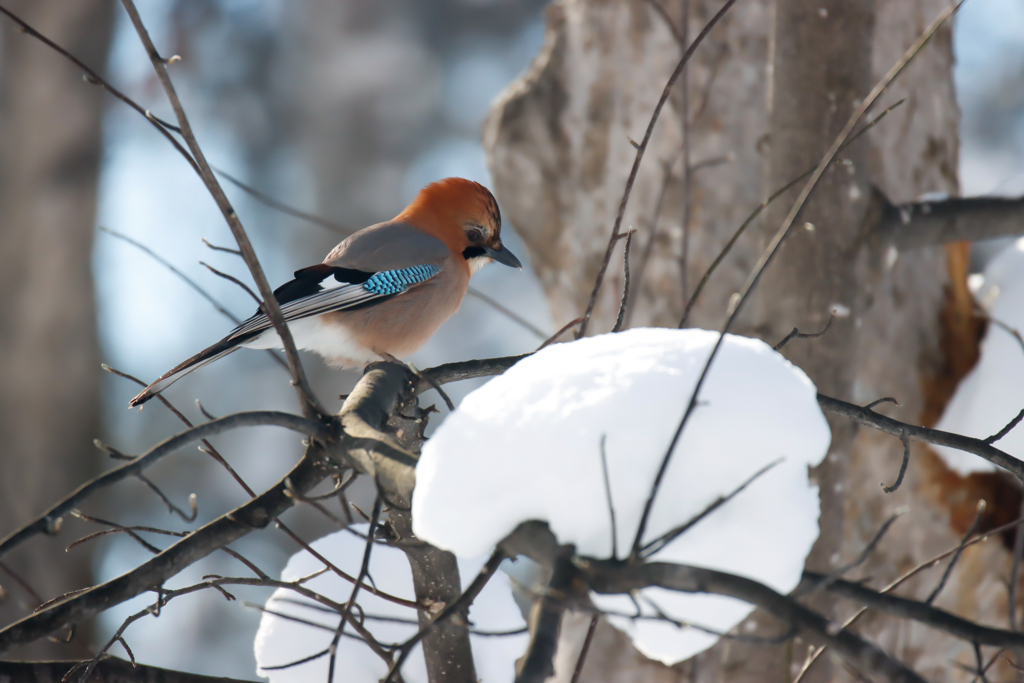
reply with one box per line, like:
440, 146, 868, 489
484, 0, 1003, 680
385, 394, 478, 683
0, 0, 114, 659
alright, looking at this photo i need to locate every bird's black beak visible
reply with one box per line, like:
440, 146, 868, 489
485, 244, 522, 270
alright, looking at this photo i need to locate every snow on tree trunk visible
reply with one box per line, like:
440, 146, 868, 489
485, 0, 1010, 680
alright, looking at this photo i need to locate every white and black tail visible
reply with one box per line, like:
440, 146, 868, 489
128, 261, 435, 407
128, 334, 254, 406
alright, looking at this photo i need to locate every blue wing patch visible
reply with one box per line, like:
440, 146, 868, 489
363, 264, 439, 295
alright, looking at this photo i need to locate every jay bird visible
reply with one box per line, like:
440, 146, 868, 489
129, 177, 521, 406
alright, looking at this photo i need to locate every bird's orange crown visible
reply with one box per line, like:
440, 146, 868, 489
396, 178, 504, 257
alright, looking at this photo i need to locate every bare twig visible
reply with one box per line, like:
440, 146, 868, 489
773, 311, 837, 351
0, 441, 333, 654
538, 318, 584, 351
985, 408, 1024, 446
927, 500, 985, 604
794, 516, 1024, 682
0, 5, 200, 175
213, 166, 352, 234
327, 496, 382, 683
796, 509, 905, 597
634, 3, 961, 557
599, 435, 618, 560
199, 261, 262, 306
679, 98, 907, 328
813, 574, 1024, 650
584, 560, 927, 683
864, 397, 899, 410
416, 355, 526, 394
624, 163, 673, 329
612, 231, 635, 333
119, 0, 323, 418
467, 288, 548, 340
570, 615, 600, 683
576, 0, 738, 338
1011, 498, 1024, 631
882, 433, 912, 494
384, 550, 505, 682
818, 393, 1024, 481
99, 226, 240, 323
202, 237, 242, 255
136, 474, 198, 522
640, 458, 782, 558
0, 411, 326, 564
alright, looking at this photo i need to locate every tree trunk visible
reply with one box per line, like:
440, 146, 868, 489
0, 0, 113, 659
485, 0, 1008, 680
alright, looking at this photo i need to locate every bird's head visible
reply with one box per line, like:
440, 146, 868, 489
399, 177, 522, 274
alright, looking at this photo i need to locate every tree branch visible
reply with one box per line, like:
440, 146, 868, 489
0, 658, 258, 683
810, 573, 1024, 648
330, 362, 420, 501
576, 0, 739, 338
817, 393, 1024, 481
118, 0, 323, 417
416, 355, 527, 394
880, 196, 1024, 249
584, 561, 927, 683
0, 446, 331, 654
0, 412, 326, 563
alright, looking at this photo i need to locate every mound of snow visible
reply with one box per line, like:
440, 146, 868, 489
412, 328, 831, 664
936, 238, 1024, 475
254, 526, 527, 682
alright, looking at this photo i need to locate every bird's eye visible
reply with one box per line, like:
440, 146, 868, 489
466, 228, 484, 243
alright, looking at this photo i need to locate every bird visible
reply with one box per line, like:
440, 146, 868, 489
129, 177, 521, 407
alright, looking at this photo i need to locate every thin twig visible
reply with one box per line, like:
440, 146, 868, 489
0, 411, 326, 562
98, 227, 240, 324
773, 311, 837, 351
202, 237, 242, 255
928, 500, 986, 604
576, 0, 738, 338
818, 393, 1024, 481
199, 261, 262, 306
327, 496, 382, 683
640, 458, 783, 558
119, 0, 323, 418
570, 615, 600, 683
213, 166, 352, 234
612, 231, 635, 333
796, 509, 905, 596
984, 408, 1024, 445
384, 550, 505, 682
0, 5, 199, 175
634, 5, 962, 555
599, 435, 618, 560
537, 318, 583, 351
1010, 498, 1024, 631
135, 474, 197, 522
624, 162, 673, 329
96, 235, 288, 372
864, 397, 899, 411
678, 98, 907, 328
882, 433, 911, 494
466, 288, 548, 340
793, 515, 1024, 682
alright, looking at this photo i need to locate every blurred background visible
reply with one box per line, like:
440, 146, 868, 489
0, 0, 1021, 679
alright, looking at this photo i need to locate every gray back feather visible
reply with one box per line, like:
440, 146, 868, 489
324, 221, 449, 272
